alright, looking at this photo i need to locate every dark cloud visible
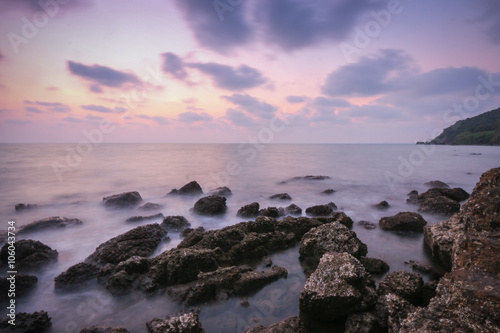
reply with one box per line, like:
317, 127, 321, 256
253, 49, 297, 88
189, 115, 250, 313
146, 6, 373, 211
162, 52, 188, 80
322, 49, 412, 97
224, 108, 257, 127
178, 111, 213, 123
173, 0, 252, 53
135, 114, 170, 125
50, 106, 71, 113
286, 95, 307, 103
86, 114, 104, 121
476, 0, 500, 45
313, 97, 351, 108
189, 62, 266, 91
23, 100, 71, 113
222, 93, 277, 119
68, 61, 141, 92
81, 104, 127, 114
348, 104, 404, 120
24, 100, 64, 107
63, 116, 86, 123
25, 106, 43, 113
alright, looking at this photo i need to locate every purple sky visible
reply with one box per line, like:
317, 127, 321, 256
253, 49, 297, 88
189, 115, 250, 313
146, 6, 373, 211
0, 0, 499, 143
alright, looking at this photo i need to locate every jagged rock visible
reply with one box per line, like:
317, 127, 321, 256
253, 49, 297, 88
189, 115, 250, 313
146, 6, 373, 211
180, 227, 205, 238
373, 200, 390, 210
345, 311, 381, 333
80, 326, 130, 333
167, 181, 203, 196
125, 213, 164, 223
193, 195, 227, 216
0, 239, 58, 272
54, 262, 100, 290
14, 203, 39, 212
146, 312, 204, 333
259, 207, 283, 218
0, 311, 51, 332
315, 212, 354, 229
138, 202, 164, 211
299, 252, 377, 320
245, 316, 308, 333
18, 216, 83, 234
358, 220, 376, 229
269, 193, 292, 200
385, 294, 416, 333
85, 224, 167, 265
359, 257, 390, 275
299, 222, 367, 268
104, 256, 151, 295
321, 189, 335, 195
424, 180, 450, 188
305, 204, 333, 217
379, 212, 427, 232
102, 191, 142, 209
161, 216, 191, 231
0, 274, 37, 298
413, 187, 469, 215
237, 202, 260, 218
210, 186, 232, 197
378, 270, 424, 305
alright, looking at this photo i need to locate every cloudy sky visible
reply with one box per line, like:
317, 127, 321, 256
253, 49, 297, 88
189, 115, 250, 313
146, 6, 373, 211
0, 0, 499, 143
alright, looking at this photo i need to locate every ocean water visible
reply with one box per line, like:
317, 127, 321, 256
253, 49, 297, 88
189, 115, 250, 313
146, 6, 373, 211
0, 143, 499, 332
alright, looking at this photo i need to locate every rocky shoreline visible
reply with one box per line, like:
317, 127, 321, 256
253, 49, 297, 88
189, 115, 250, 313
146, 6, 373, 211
1, 169, 499, 332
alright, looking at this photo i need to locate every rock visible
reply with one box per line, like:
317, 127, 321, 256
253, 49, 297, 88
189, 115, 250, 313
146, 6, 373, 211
279, 175, 330, 184
299, 252, 377, 320
103, 191, 142, 209
245, 316, 308, 333
385, 294, 416, 333
305, 204, 333, 217
54, 262, 100, 290
104, 256, 151, 295
161, 216, 191, 231
14, 203, 39, 212
411, 187, 469, 215
315, 212, 354, 229
237, 202, 260, 218
299, 222, 367, 268
18, 216, 83, 234
358, 220, 376, 229
378, 270, 424, 305
80, 326, 130, 333
167, 181, 203, 196
283, 203, 302, 216
240, 297, 250, 307
85, 224, 167, 265
373, 200, 390, 210
321, 189, 335, 195
146, 312, 204, 333
210, 186, 232, 197
263, 258, 272, 267
138, 202, 163, 211
0, 239, 58, 272
359, 257, 390, 274
269, 193, 292, 200
180, 227, 205, 238
125, 213, 165, 223
379, 212, 427, 232
0, 274, 37, 298
424, 180, 450, 188
406, 191, 419, 204
420, 279, 438, 306
193, 195, 227, 216
404, 260, 434, 274
345, 312, 381, 333
0, 311, 51, 332
259, 207, 283, 218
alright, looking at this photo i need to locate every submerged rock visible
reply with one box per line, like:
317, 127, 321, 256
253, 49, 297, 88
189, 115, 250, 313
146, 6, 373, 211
237, 202, 260, 218
379, 212, 427, 232
373, 200, 390, 210
138, 202, 164, 211
358, 220, 376, 230
146, 311, 204, 333
321, 189, 335, 195
210, 186, 232, 197
283, 203, 302, 216
0, 239, 58, 272
269, 193, 292, 200
125, 213, 165, 223
14, 203, 39, 212
299, 252, 377, 320
18, 216, 83, 234
0, 311, 51, 332
167, 181, 203, 196
424, 180, 450, 188
193, 195, 227, 216
161, 216, 191, 231
299, 222, 367, 268
305, 204, 333, 217
103, 191, 143, 209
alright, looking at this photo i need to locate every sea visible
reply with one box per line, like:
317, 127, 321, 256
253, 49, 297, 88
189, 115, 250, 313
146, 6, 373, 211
0, 143, 499, 332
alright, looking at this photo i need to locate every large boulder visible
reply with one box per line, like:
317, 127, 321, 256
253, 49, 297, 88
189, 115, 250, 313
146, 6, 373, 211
103, 191, 142, 209
237, 202, 260, 218
299, 252, 377, 320
379, 212, 427, 232
299, 222, 367, 268
413, 187, 469, 215
146, 312, 204, 333
0, 311, 51, 332
167, 181, 203, 196
193, 195, 227, 216
0, 239, 58, 272
378, 270, 424, 305
18, 216, 83, 234
161, 216, 191, 231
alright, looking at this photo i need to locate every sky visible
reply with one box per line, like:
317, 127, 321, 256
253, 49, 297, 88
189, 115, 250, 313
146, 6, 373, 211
0, 0, 499, 143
